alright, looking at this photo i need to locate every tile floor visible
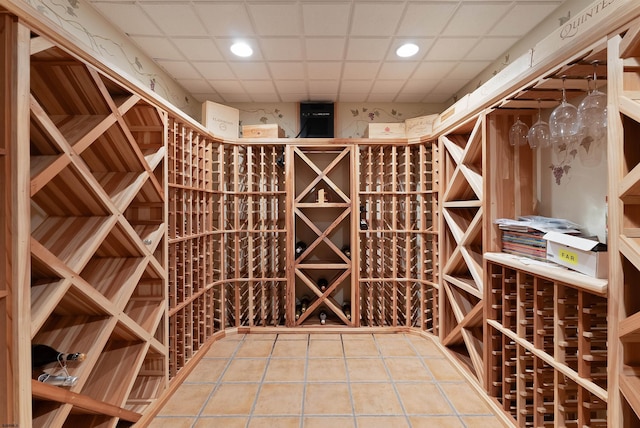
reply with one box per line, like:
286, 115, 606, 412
149, 333, 506, 428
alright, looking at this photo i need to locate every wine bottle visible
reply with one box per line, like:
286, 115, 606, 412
341, 245, 351, 259
295, 241, 307, 257
319, 310, 328, 325
295, 303, 302, 320
300, 295, 310, 313
32, 344, 85, 368
276, 149, 285, 169
37, 372, 78, 387
359, 219, 368, 230
317, 277, 328, 292
343, 301, 351, 320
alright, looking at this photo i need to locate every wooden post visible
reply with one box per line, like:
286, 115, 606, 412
0, 11, 31, 426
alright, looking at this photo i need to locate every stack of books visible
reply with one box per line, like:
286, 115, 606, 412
495, 216, 581, 262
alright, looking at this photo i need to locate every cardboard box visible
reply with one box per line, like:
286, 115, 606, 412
242, 124, 285, 138
544, 232, 608, 279
201, 101, 239, 139
405, 114, 437, 138
365, 122, 406, 139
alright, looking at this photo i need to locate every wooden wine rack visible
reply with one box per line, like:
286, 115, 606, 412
608, 21, 640, 427
485, 253, 608, 427
358, 143, 438, 332
439, 116, 485, 380
27, 37, 168, 426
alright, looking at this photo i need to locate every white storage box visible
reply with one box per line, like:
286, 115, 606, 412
544, 232, 608, 279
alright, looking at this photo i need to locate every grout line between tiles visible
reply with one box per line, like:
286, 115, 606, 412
377, 334, 414, 427
299, 333, 310, 428
244, 334, 277, 428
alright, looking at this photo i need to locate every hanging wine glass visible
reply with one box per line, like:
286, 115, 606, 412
527, 99, 551, 149
509, 115, 529, 147
549, 76, 580, 146
578, 61, 607, 145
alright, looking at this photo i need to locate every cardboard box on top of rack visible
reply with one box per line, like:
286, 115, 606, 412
543, 231, 608, 279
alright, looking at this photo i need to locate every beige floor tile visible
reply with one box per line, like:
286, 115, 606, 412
395, 382, 453, 415
440, 383, 495, 415
157, 384, 212, 416
343, 339, 379, 357
245, 333, 278, 341
200, 383, 259, 415
384, 357, 432, 381
304, 383, 353, 415
422, 358, 466, 381
407, 336, 446, 358
309, 333, 342, 340
193, 417, 248, 427
356, 416, 410, 427
308, 339, 344, 358
276, 333, 309, 341
203, 339, 241, 358
222, 358, 268, 382
235, 340, 274, 358
350, 383, 403, 415
263, 358, 306, 382
460, 415, 506, 427
248, 416, 300, 428
303, 416, 355, 428
307, 358, 347, 382
376, 339, 418, 357
252, 383, 304, 415
272, 339, 308, 358
147, 417, 194, 428
340, 333, 374, 342
183, 358, 228, 383
346, 358, 390, 382
222, 334, 246, 341
409, 416, 465, 428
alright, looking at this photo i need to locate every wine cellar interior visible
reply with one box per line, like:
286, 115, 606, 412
4, 0, 640, 427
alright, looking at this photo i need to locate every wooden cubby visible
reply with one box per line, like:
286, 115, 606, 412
484, 253, 608, 427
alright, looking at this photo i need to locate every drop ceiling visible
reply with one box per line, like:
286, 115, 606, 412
87, 0, 567, 105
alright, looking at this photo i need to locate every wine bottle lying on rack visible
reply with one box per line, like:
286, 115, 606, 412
341, 245, 351, 259
37, 373, 78, 387
318, 278, 328, 292
295, 241, 307, 257
295, 303, 302, 320
300, 295, 310, 313
343, 301, 351, 320
32, 344, 86, 368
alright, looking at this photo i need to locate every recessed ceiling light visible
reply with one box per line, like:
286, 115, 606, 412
230, 42, 253, 57
396, 43, 419, 58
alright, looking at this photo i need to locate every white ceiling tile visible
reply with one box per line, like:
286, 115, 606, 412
229, 62, 271, 79
216, 38, 263, 61
307, 80, 339, 95
196, 62, 236, 80
280, 93, 309, 102
425, 38, 477, 61
176, 79, 214, 93
92, 3, 161, 36
209, 80, 246, 93
130, 36, 183, 60
490, 3, 562, 37
155, 60, 201, 79
396, 3, 459, 37
221, 92, 252, 102
269, 62, 306, 80
242, 80, 277, 94
346, 38, 391, 61
400, 79, 440, 94
307, 62, 342, 80
260, 38, 303, 61
141, 4, 208, 37
274, 80, 308, 93
367, 92, 399, 102
370, 79, 404, 94
193, 3, 254, 37
442, 4, 511, 37
302, 3, 351, 36
338, 93, 368, 103
387, 38, 433, 60
251, 92, 281, 102
342, 62, 380, 80
377, 62, 419, 80
305, 38, 347, 61
424, 92, 454, 104
432, 78, 469, 94
350, 3, 405, 37
413, 61, 457, 79
248, 3, 302, 36
395, 92, 428, 103
172, 38, 224, 61
466, 37, 520, 61
340, 80, 373, 93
